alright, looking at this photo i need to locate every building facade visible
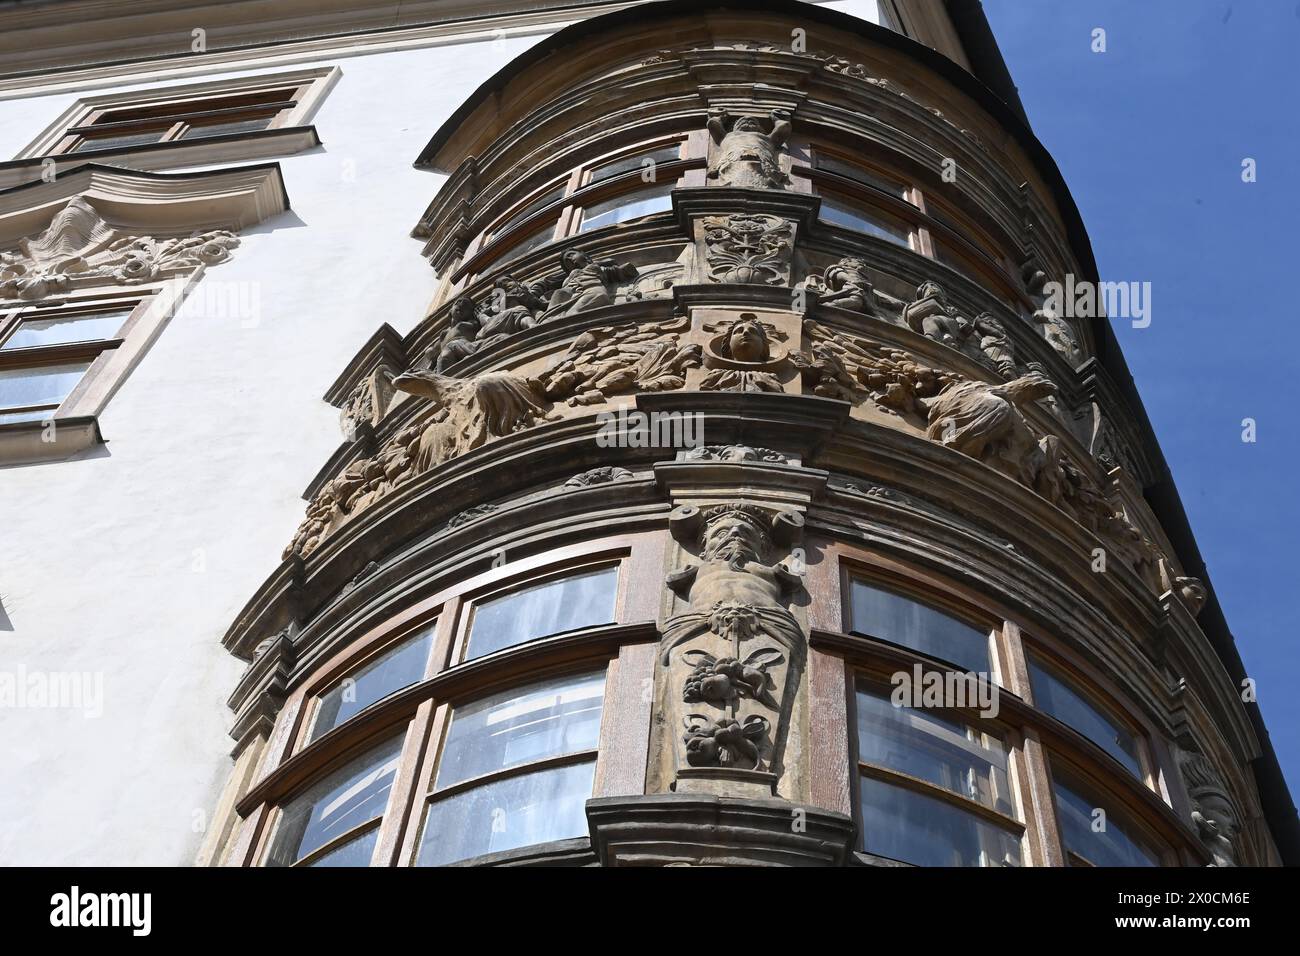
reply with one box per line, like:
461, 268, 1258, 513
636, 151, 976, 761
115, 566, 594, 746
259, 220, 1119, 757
0, 0, 1293, 867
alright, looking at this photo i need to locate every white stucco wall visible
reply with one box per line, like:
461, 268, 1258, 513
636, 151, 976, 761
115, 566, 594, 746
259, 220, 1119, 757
0, 30, 544, 866
0, 0, 898, 867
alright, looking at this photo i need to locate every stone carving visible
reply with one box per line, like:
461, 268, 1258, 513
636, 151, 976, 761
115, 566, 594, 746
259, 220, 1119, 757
284, 368, 544, 557
0, 196, 239, 302
661, 504, 804, 777
699, 314, 788, 392
683, 714, 769, 770
793, 320, 957, 412
285, 320, 704, 556
537, 318, 701, 406
706, 108, 792, 190
682, 648, 784, 706
1180, 750, 1240, 866
447, 502, 499, 528
903, 280, 974, 348
810, 255, 876, 314
972, 313, 1017, 378
339, 365, 398, 436
564, 466, 635, 488
542, 249, 640, 318
681, 444, 788, 464
702, 214, 794, 285
391, 369, 548, 473
920, 372, 1058, 484
1022, 259, 1082, 364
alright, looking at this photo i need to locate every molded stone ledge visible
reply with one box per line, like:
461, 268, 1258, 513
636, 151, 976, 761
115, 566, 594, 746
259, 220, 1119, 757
586, 793, 856, 866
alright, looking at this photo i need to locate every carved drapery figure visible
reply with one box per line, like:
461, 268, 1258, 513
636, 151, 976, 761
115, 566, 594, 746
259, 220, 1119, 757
661, 504, 804, 777
699, 315, 787, 392
793, 320, 955, 413
972, 312, 1018, 378
391, 368, 548, 473
1022, 258, 1083, 364
339, 365, 397, 437
432, 296, 483, 371
1179, 750, 1241, 866
812, 255, 876, 314
542, 249, 639, 318
903, 280, 973, 347
920, 372, 1057, 484
706, 108, 792, 190
0, 196, 239, 302
702, 214, 794, 285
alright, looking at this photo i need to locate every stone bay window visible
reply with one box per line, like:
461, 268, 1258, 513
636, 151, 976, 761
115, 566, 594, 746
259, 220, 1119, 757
211, 1, 1273, 867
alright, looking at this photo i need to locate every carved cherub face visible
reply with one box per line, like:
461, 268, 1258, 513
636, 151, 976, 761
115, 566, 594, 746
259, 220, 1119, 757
726, 319, 770, 362
702, 515, 767, 564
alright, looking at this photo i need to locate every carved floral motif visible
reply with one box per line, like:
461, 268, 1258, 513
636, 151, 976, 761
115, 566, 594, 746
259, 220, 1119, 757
702, 214, 793, 285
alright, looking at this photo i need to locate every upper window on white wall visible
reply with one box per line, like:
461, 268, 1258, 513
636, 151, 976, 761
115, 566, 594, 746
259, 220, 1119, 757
6, 67, 339, 187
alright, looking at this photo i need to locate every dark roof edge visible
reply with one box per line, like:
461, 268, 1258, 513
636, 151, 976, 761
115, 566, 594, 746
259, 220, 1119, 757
410, 0, 1300, 861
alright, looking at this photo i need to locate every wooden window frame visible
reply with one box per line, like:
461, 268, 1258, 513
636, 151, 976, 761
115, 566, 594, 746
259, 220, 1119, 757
16, 68, 340, 163
850, 673, 1027, 865
1044, 753, 1177, 867
406, 664, 609, 867
229, 534, 663, 867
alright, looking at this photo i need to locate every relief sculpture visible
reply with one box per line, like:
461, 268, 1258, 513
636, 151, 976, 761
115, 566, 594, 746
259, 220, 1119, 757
661, 504, 805, 782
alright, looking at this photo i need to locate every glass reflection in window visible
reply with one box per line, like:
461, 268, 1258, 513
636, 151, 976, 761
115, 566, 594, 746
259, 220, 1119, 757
266, 735, 402, 866
0, 362, 91, 414
859, 775, 1021, 867
466, 566, 617, 659
818, 195, 911, 246
309, 625, 436, 743
855, 683, 1012, 815
1028, 656, 1142, 779
588, 144, 681, 185
579, 183, 674, 232
417, 671, 604, 865
1053, 775, 1159, 867
2, 309, 131, 350
848, 579, 992, 673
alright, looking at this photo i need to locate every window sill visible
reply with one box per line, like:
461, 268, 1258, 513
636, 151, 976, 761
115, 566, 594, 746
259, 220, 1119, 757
0, 414, 101, 465
0, 125, 321, 190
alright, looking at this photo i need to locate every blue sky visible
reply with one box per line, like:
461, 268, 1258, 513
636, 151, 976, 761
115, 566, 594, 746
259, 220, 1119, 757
981, 1, 1299, 796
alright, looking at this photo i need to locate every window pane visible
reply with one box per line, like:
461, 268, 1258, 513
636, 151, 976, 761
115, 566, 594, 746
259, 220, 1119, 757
2, 309, 132, 350
435, 671, 605, 790
303, 828, 379, 868
492, 184, 568, 238
0, 362, 90, 411
1028, 657, 1142, 778
309, 626, 436, 744
588, 144, 681, 185
849, 580, 991, 673
0, 408, 56, 424
579, 183, 674, 232
467, 566, 617, 659
855, 684, 1012, 815
72, 130, 167, 152
491, 220, 556, 268
819, 196, 912, 246
417, 760, 595, 865
265, 736, 401, 866
1053, 776, 1159, 867
817, 156, 910, 200
180, 116, 275, 139
859, 774, 1021, 867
